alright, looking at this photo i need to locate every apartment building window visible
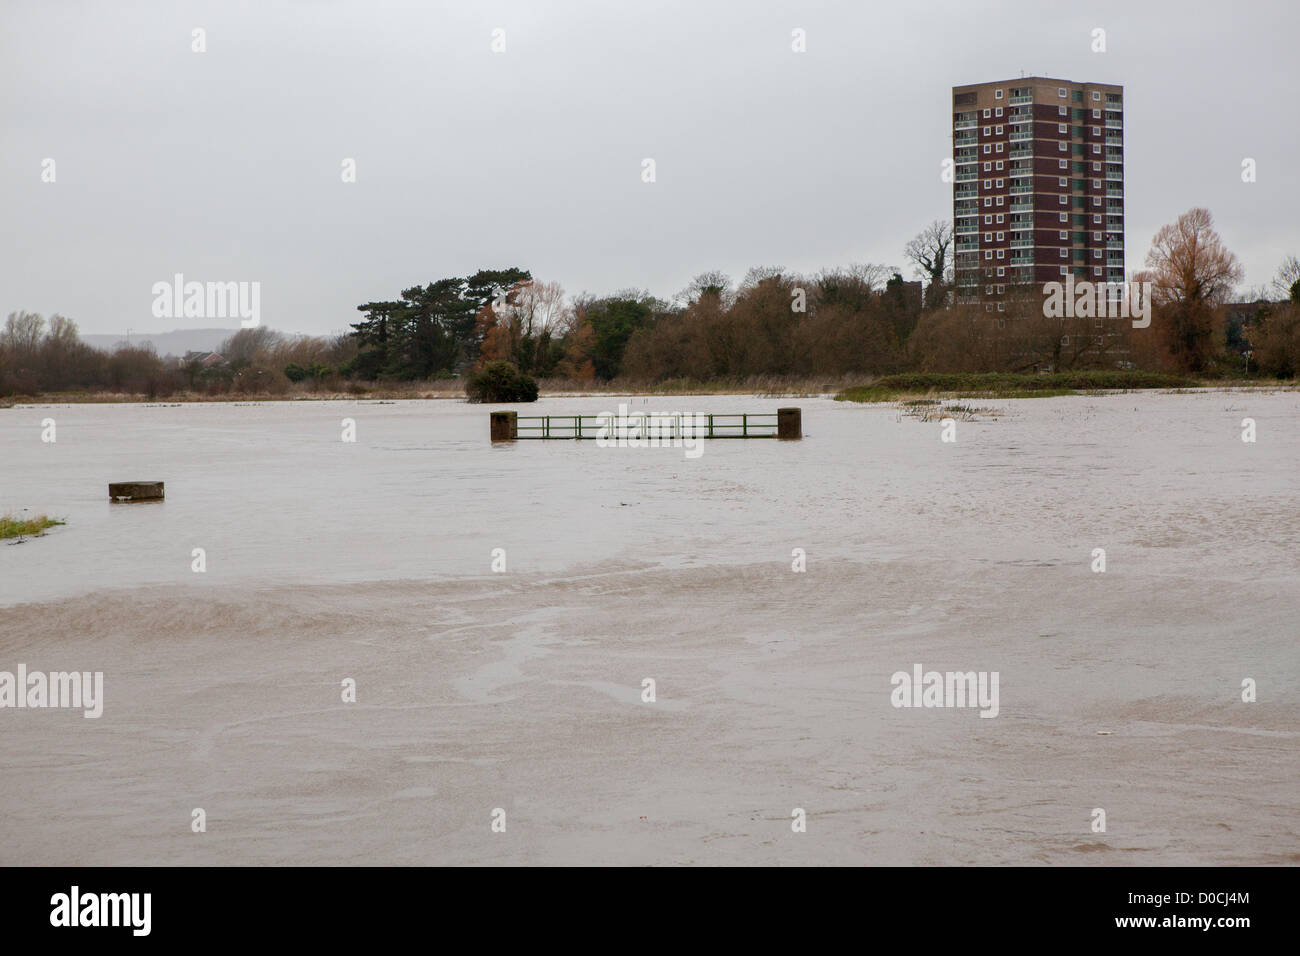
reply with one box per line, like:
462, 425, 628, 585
996, 196, 1004, 206
1059, 159, 1067, 169
995, 107, 1003, 116
983, 162, 991, 170
1058, 123, 1067, 134
995, 89, 1003, 99
1060, 266, 1068, 275
1092, 162, 1101, 171
1093, 198, 1102, 207
1060, 212, 1068, 221
995, 143, 1003, 153
1093, 91, 1102, 101
1093, 178, 1101, 188
1093, 109, 1101, 118
1058, 105, 1067, 116
996, 214, 1004, 223
986, 285, 993, 294
1059, 248, 1068, 258
1095, 267, 1102, 275
996, 160, 1003, 169
1059, 230, 1068, 239
997, 302, 1005, 312
997, 249, 1005, 259
1093, 144, 1101, 154
1072, 90, 1084, 103
984, 232, 992, 241
996, 178, 1004, 187
996, 125, 1003, 134
1094, 214, 1102, 223
1058, 87, 1067, 97
1059, 195, 1067, 204
986, 304, 994, 312
985, 215, 992, 224
1092, 126, 1100, 136
983, 109, 991, 117
984, 127, 991, 136
984, 179, 992, 187
985, 250, 993, 259
1058, 141, 1067, 151
984, 197, 992, 206
1058, 176, 1067, 186
997, 231, 1004, 240
1093, 231, 1102, 240
1094, 249, 1102, 258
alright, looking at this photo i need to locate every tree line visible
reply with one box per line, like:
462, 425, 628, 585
3, 209, 1298, 398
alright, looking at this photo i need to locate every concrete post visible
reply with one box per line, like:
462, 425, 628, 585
490, 411, 518, 442
109, 481, 165, 501
777, 407, 802, 441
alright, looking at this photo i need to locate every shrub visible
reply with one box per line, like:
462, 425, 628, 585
465, 361, 539, 403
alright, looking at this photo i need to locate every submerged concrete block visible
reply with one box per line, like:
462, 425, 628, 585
490, 411, 518, 443
109, 481, 164, 502
777, 407, 802, 440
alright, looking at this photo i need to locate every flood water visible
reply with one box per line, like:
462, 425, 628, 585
2, 392, 1297, 864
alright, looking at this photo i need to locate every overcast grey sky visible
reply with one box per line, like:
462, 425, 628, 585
4, 0, 1297, 336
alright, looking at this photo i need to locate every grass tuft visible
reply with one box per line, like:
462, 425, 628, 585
0, 513, 65, 540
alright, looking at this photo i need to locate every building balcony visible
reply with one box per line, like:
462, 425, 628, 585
1010, 94, 1033, 105
1107, 187, 1123, 197
1105, 119, 1122, 130
1107, 240, 1124, 250
1009, 201, 1033, 212
1105, 135, 1123, 146
955, 134, 977, 147
1010, 184, 1033, 194
1010, 238, 1034, 249
1009, 130, 1033, 142
1105, 150, 1123, 161
1009, 148, 1032, 159
1010, 256, 1034, 265
955, 187, 977, 198
956, 172, 977, 183
954, 119, 977, 130
1106, 172, 1124, 181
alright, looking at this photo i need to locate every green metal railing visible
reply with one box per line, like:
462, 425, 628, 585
514, 412, 779, 440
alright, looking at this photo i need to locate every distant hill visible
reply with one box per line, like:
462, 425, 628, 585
81, 328, 241, 357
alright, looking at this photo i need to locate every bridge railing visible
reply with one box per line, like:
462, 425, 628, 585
514, 412, 779, 440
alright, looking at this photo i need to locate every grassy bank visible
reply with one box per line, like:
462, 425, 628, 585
836, 371, 1217, 403
1, 375, 858, 404
0, 514, 65, 540
5, 371, 1297, 405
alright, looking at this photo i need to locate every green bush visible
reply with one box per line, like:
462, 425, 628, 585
465, 361, 539, 403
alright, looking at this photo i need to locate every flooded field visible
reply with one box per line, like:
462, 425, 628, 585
1, 392, 1297, 864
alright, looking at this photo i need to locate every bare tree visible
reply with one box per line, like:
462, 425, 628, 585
1271, 255, 1300, 302
1143, 208, 1244, 372
677, 271, 732, 306
904, 221, 954, 310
